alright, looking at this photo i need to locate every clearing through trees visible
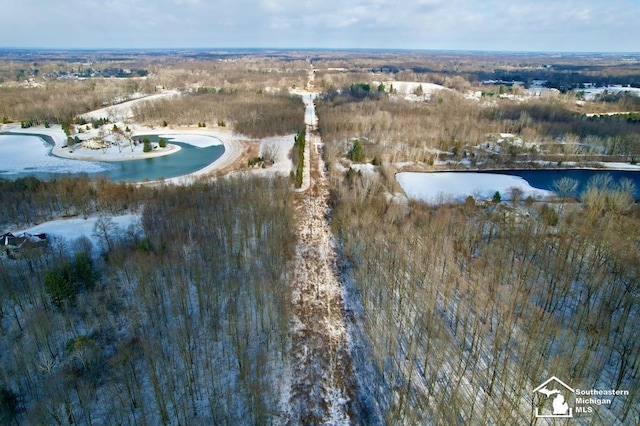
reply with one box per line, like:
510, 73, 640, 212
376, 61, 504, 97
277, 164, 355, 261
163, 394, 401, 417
285, 68, 358, 424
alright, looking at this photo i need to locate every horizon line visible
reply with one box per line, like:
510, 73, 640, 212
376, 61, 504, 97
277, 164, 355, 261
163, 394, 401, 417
1, 46, 640, 56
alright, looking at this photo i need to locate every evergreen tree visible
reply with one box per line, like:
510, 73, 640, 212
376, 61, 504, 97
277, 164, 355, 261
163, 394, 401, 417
349, 140, 366, 162
45, 269, 73, 307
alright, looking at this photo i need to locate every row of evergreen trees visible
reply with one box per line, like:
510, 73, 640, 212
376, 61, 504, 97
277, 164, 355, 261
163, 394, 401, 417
292, 130, 306, 188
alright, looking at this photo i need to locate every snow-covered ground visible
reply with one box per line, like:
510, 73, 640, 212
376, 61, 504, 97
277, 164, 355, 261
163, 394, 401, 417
380, 81, 448, 95
599, 162, 640, 171
156, 133, 222, 148
243, 135, 295, 177
17, 214, 142, 250
397, 172, 553, 203
290, 89, 319, 127
1, 124, 181, 163
580, 85, 640, 101
59, 126, 227, 162
334, 162, 379, 176
79, 90, 181, 122
375, 81, 449, 102
349, 163, 377, 175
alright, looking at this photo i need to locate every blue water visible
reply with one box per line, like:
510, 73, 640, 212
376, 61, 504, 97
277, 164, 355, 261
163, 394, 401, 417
0, 133, 224, 182
107, 135, 224, 182
485, 169, 640, 198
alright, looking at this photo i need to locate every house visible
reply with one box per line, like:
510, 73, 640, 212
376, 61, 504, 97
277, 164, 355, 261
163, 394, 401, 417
1, 232, 47, 256
16, 233, 48, 250
83, 138, 107, 150
1, 232, 17, 247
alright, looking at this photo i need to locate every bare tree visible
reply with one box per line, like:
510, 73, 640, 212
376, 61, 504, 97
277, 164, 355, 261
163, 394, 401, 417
261, 142, 280, 166
552, 177, 579, 200
93, 215, 118, 252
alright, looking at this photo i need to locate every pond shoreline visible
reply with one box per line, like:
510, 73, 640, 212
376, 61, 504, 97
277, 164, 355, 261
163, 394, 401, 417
395, 168, 640, 203
427, 165, 640, 173
0, 124, 260, 183
0, 127, 234, 182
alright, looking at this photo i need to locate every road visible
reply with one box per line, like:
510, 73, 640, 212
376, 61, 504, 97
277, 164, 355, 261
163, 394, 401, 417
286, 67, 357, 424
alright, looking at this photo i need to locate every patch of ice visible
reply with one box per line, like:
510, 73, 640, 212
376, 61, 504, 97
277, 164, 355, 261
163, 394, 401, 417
2, 124, 68, 146
0, 134, 116, 175
397, 172, 553, 204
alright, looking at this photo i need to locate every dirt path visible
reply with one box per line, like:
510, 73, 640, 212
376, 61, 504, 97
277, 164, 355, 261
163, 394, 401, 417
286, 71, 357, 424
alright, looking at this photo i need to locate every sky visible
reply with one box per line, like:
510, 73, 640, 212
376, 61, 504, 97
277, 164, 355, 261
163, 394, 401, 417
2, 0, 640, 52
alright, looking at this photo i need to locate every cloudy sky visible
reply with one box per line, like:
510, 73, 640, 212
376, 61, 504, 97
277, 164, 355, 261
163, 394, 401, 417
2, 0, 640, 52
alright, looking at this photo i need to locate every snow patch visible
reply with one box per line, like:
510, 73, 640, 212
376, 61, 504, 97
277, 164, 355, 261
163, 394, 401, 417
157, 133, 223, 147
599, 162, 640, 171
17, 214, 142, 249
248, 135, 295, 176
397, 172, 553, 203
379, 81, 448, 96
350, 163, 377, 175
80, 90, 181, 121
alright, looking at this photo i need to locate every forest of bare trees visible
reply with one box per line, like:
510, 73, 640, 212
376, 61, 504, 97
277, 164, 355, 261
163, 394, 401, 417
328, 167, 639, 424
0, 53, 308, 128
0, 79, 147, 125
316, 90, 492, 164
132, 90, 305, 138
316, 87, 640, 166
0, 177, 297, 424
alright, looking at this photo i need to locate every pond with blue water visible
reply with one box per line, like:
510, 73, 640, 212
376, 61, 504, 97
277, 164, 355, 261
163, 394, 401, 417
396, 168, 640, 204
0, 132, 225, 182
487, 169, 640, 198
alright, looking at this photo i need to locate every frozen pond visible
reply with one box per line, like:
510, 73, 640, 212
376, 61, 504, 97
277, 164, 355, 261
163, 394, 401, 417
0, 133, 224, 182
397, 169, 640, 203
397, 172, 553, 203
0, 133, 115, 175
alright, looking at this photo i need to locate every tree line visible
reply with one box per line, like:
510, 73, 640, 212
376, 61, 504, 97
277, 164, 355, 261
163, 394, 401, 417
0, 79, 149, 125
291, 130, 306, 188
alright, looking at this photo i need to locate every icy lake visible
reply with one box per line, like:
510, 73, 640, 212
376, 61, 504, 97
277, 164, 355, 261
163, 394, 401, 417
397, 170, 640, 203
0, 133, 224, 182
